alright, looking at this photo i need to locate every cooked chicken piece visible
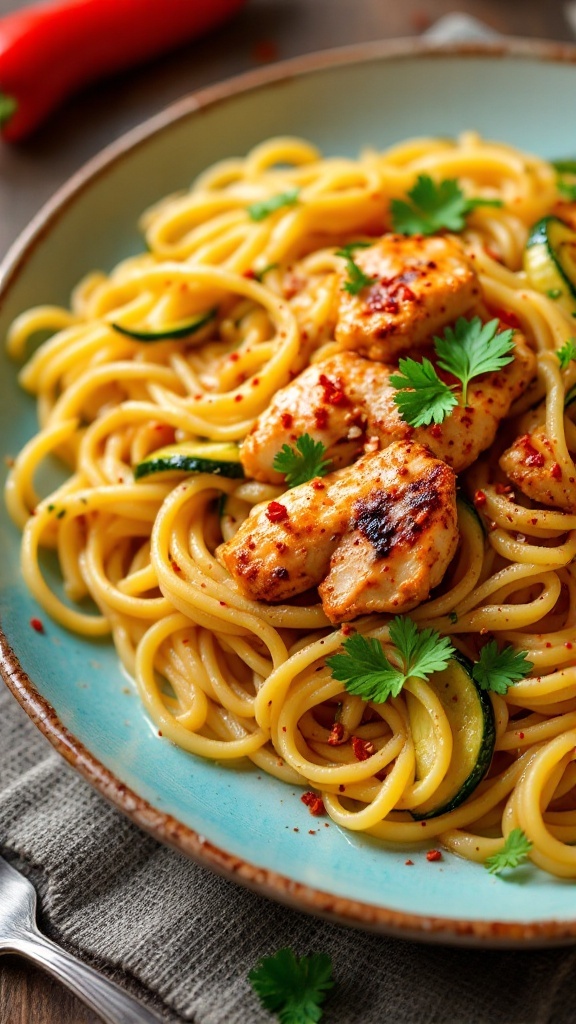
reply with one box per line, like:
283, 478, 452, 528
500, 429, 576, 512
336, 234, 480, 361
241, 339, 536, 482
218, 440, 458, 623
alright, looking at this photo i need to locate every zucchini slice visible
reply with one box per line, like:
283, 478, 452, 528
135, 441, 244, 479
524, 217, 576, 315
111, 308, 216, 341
409, 654, 496, 820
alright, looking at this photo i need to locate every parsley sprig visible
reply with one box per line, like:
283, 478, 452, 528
390, 174, 502, 236
248, 948, 334, 1024
553, 159, 576, 202
273, 434, 332, 488
557, 338, 576, 371
248, 188, 300, 222
336, 242, 377, 296
485, 828, 533, 875
326, 617, 455, 704
389, 316, 515, 426
472, 641, 533, 695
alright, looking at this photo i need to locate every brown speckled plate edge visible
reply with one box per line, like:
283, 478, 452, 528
3, 37, 576, 946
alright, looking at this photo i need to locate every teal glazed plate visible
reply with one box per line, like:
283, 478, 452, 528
3, 38, 576, 946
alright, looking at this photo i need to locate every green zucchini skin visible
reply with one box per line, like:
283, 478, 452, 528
524, 217, 576, 310
111, 308, 216, 341
409, 652, 496, 821
135, 441, 244, 480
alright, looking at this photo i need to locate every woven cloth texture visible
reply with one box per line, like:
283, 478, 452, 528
2, 682, 576, 1023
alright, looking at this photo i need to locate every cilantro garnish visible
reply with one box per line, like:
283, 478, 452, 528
553, 159, 576, 202
248, 188, 300, 222
390, 316, 515, 426
273, 434, 332, 488
389, 357, 457, 427
472, 640, 533, 696
326, 617, 455, 704
557, 338, 576, 371
390, 174, 502, 236
248, 948, 334, 1024
335, 245, 378, 296
254, 262, 280, 281
485, 828, 533, 875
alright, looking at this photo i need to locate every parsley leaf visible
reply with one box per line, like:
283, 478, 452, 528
485, 828, 533, 875
389, 357, 458, 427
248, 948, 334, 1024
472, 640, 533, 696
557, 338, 576, 371
390, 174, 502, 236
435, 316, 515, 407
553, 160, 576, 202
248, 188, 300, 222
273, 434, 332, 487
326, 617, 455, 704
335, 246, 378, 296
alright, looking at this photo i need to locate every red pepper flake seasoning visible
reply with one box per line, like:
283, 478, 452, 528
266, 501, 289, 524
242, 268, 257, 279
328, 722, 345, 746
474, 489, 487, 507
234, 394, 244, 402
551, 462, 563, 480
314, 406, 329, 429
311, 479, 325, 491
301, 791, 325, 816
426, 849, 442, 862
251, 377, 260, 387
228, 352, 240, 362
351, 736, 375, 761
308, 830, 316, 835
518, 434, 545, 467
405, 858, 414, 866
30, 617, 44, 633
280, 412, 293, 429
318, 374, 348, 406
518, 732, 525, 739
171, 562, 182, 574
429, 424, 442, 438
565, 642, 573, 650
496, 483, 513, 495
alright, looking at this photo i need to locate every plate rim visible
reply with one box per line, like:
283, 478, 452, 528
3, 35, 576, 946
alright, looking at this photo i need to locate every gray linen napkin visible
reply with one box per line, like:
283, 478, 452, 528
2, 680, 576, 1024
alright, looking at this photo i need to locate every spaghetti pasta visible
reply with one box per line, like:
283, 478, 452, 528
6, 131, 576, 878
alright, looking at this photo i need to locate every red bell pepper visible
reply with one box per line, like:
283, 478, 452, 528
0, 0, 247, 142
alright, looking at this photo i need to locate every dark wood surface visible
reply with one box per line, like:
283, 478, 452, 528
0, 0, 574, 1021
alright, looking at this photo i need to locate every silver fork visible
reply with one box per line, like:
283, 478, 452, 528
0, 853, 162, 1023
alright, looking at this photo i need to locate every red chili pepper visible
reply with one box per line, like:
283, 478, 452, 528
0, 0, 246, 142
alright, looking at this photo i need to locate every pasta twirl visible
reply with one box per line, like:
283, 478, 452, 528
6, 132, 576, 878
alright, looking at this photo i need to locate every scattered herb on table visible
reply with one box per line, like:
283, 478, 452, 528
248, 948, 334, 1024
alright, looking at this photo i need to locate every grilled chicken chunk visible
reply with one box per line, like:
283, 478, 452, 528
241, 340, 536, 482
336, 234, 480, 361
218, 440, 458, 623
500, 430, 576, 512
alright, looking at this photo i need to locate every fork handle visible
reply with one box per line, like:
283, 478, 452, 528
11, 929, 163, 1024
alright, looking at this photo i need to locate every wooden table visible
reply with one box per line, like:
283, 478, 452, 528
0, 0, 573, 1020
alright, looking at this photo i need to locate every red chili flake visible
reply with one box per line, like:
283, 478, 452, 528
546, 642, 552, 649
242, 268, 257, 279
234, 394, 244, 402
495, 483, 513, 495
314, 406, 329, 429
251, 38, 279, 63
518, 732, 525, 739
318, 374, 348, 406
228, 352, 239, 362
158, 730, 163, 737
341, 623, 354, 637
338, 784, 345, 793
30, 618, 44, 633
311, 479, 325, 491
489, 304, 521, 329
351, 736, 375, 761
251, 377, 260, 387
171, 562, 182, 574
565, 642, 573, 650
328, 722, 345, 746
551, 462, 563, 480
474, 489, 487, 507
426, 849, 442, 862
266, 501, 289, 524
518, 434, 545, 467
429, 424, 442, 438
405, 858, 414, 866
301, 791, 325, 816
280, 412, 293, 429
